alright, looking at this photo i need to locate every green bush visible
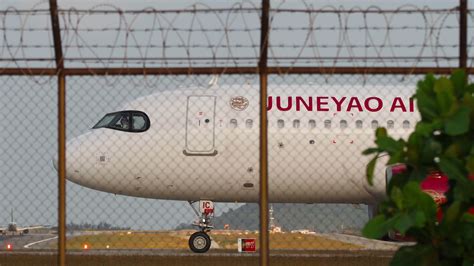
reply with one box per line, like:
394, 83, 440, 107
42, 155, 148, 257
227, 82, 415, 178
363, 70, 474, 266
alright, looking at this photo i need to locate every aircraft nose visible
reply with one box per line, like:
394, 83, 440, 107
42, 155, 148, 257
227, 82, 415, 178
52, 135, 85, 179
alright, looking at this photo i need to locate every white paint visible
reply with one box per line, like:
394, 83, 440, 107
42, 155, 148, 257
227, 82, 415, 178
23, 236, 58, 248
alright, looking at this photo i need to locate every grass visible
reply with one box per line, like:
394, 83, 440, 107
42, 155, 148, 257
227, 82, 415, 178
61, 231, 189, 249
211, 232, 361, 250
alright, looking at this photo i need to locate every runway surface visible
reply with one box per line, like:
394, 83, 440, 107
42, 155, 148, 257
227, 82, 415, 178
0, 231, 405, 253
0, 233, 57, 250
0, 232, 400, 266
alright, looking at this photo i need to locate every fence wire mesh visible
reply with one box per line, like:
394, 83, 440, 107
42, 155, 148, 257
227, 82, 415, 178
0, 76, 57, 245
0, 0, 472, 264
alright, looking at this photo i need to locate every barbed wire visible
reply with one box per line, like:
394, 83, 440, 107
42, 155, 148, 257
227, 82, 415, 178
0, 1, 470, 72
1, 25, 467, 32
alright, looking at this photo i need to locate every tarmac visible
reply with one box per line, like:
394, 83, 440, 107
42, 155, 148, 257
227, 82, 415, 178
0, 232, 399, 266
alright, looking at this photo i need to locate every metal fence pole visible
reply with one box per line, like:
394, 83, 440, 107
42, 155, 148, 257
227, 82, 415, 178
49, 0, 65, 265
460, 0, 468, 75
259, 0, 270, 265
57, 74, 66, 266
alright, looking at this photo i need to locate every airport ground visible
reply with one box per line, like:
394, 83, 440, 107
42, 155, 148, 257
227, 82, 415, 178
0, 230, 402, 265
0, 250, 395, 266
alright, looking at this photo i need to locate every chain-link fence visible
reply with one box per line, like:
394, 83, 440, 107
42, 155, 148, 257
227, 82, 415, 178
0, 0, 472, 265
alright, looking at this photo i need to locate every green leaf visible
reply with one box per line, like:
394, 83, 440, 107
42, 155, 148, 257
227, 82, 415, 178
444, 106, 470, 136
391, 187, 404, 209
387, 151, 404, 165
418, 73, 436, 93
463, 259, 474, 266
376, 137, 404, 154
445, 143, 462, 158
445, 201, 462, 224
362, 214, 389, 239
420, 139, 442, 164
414, 120, 443, 137
362, 147, 380, 155
391, 245, 436, 266
416, 89, 439, 121
463, 91, 474, 112
461, 213, 474, 223
375, 127, 388, 138
434, 77, 456, 116
366, 155, 378, 186
449, 69, 467, 97
466, 83, 474, 93
453, 179, 474, 202
439, 156, 467, 181
412, 211, 427, 227
393, 214, 414, 234
415, 122, 437, 137
466, 156, 474, 174
403, 182, 437, 217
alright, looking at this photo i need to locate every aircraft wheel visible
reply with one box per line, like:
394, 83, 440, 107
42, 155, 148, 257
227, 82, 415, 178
188, 231, 211, 253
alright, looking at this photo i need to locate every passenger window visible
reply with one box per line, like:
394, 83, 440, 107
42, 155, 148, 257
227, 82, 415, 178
403, 120, 410, 129
293, 119, 300, 128
371, 120, 378, 129
324, 120, 331, 129
308, 119, 316, 129
340, 120, 348, 129
355, 120, 363, 129
245, 119, 253, 128
230, 119, 238, 128
387, 120, 394, 129
277, 119, 285, 129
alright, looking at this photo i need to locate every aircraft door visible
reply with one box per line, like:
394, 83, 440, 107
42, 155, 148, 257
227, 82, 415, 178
185, 96, 217, 155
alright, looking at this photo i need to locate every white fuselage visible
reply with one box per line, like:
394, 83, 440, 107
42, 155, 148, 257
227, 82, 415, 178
65, 84, 417, 204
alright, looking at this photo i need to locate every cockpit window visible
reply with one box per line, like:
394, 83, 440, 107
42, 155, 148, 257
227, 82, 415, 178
93, 113, 116, 129
93, 111, 150, 132
133, 114, 147, 130
112, 113, 130, 130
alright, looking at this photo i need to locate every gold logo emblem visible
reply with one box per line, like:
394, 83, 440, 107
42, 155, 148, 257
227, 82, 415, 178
230, 96, 249, 111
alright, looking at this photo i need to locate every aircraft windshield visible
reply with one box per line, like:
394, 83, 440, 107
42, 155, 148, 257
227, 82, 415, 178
92, 111, 150, 132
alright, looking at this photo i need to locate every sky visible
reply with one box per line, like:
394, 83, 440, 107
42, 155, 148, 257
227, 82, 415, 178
0, 0, 468, 231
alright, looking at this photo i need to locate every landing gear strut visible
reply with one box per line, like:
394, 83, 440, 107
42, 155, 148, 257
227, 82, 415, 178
188, 200, 214, 253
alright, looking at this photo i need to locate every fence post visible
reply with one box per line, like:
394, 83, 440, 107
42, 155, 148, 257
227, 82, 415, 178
49, 0, 66, 265
460, 0, 468, 76
259, 0, 270, 265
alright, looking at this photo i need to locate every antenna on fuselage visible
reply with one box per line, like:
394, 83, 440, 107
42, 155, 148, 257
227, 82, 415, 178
208, 75, 219, 88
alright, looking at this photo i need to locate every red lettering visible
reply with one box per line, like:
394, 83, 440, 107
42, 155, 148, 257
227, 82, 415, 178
316, 97, 329, 111
390, 97, 407, 112
276, 96, 292, 111
347, 97, 363, 112
331, 97, 346, 112
409, 98, 415, 112
364, 97, 383, 112
296, 96, 313, 111
267, 96, 273, 111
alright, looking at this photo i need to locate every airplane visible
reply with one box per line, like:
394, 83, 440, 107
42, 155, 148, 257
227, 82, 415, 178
0, 209, 44, 235
55, 83, 421, 252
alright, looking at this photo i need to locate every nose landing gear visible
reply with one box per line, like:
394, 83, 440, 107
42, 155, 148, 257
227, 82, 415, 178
189, 231, 211, 253
188, 200, 214, 253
